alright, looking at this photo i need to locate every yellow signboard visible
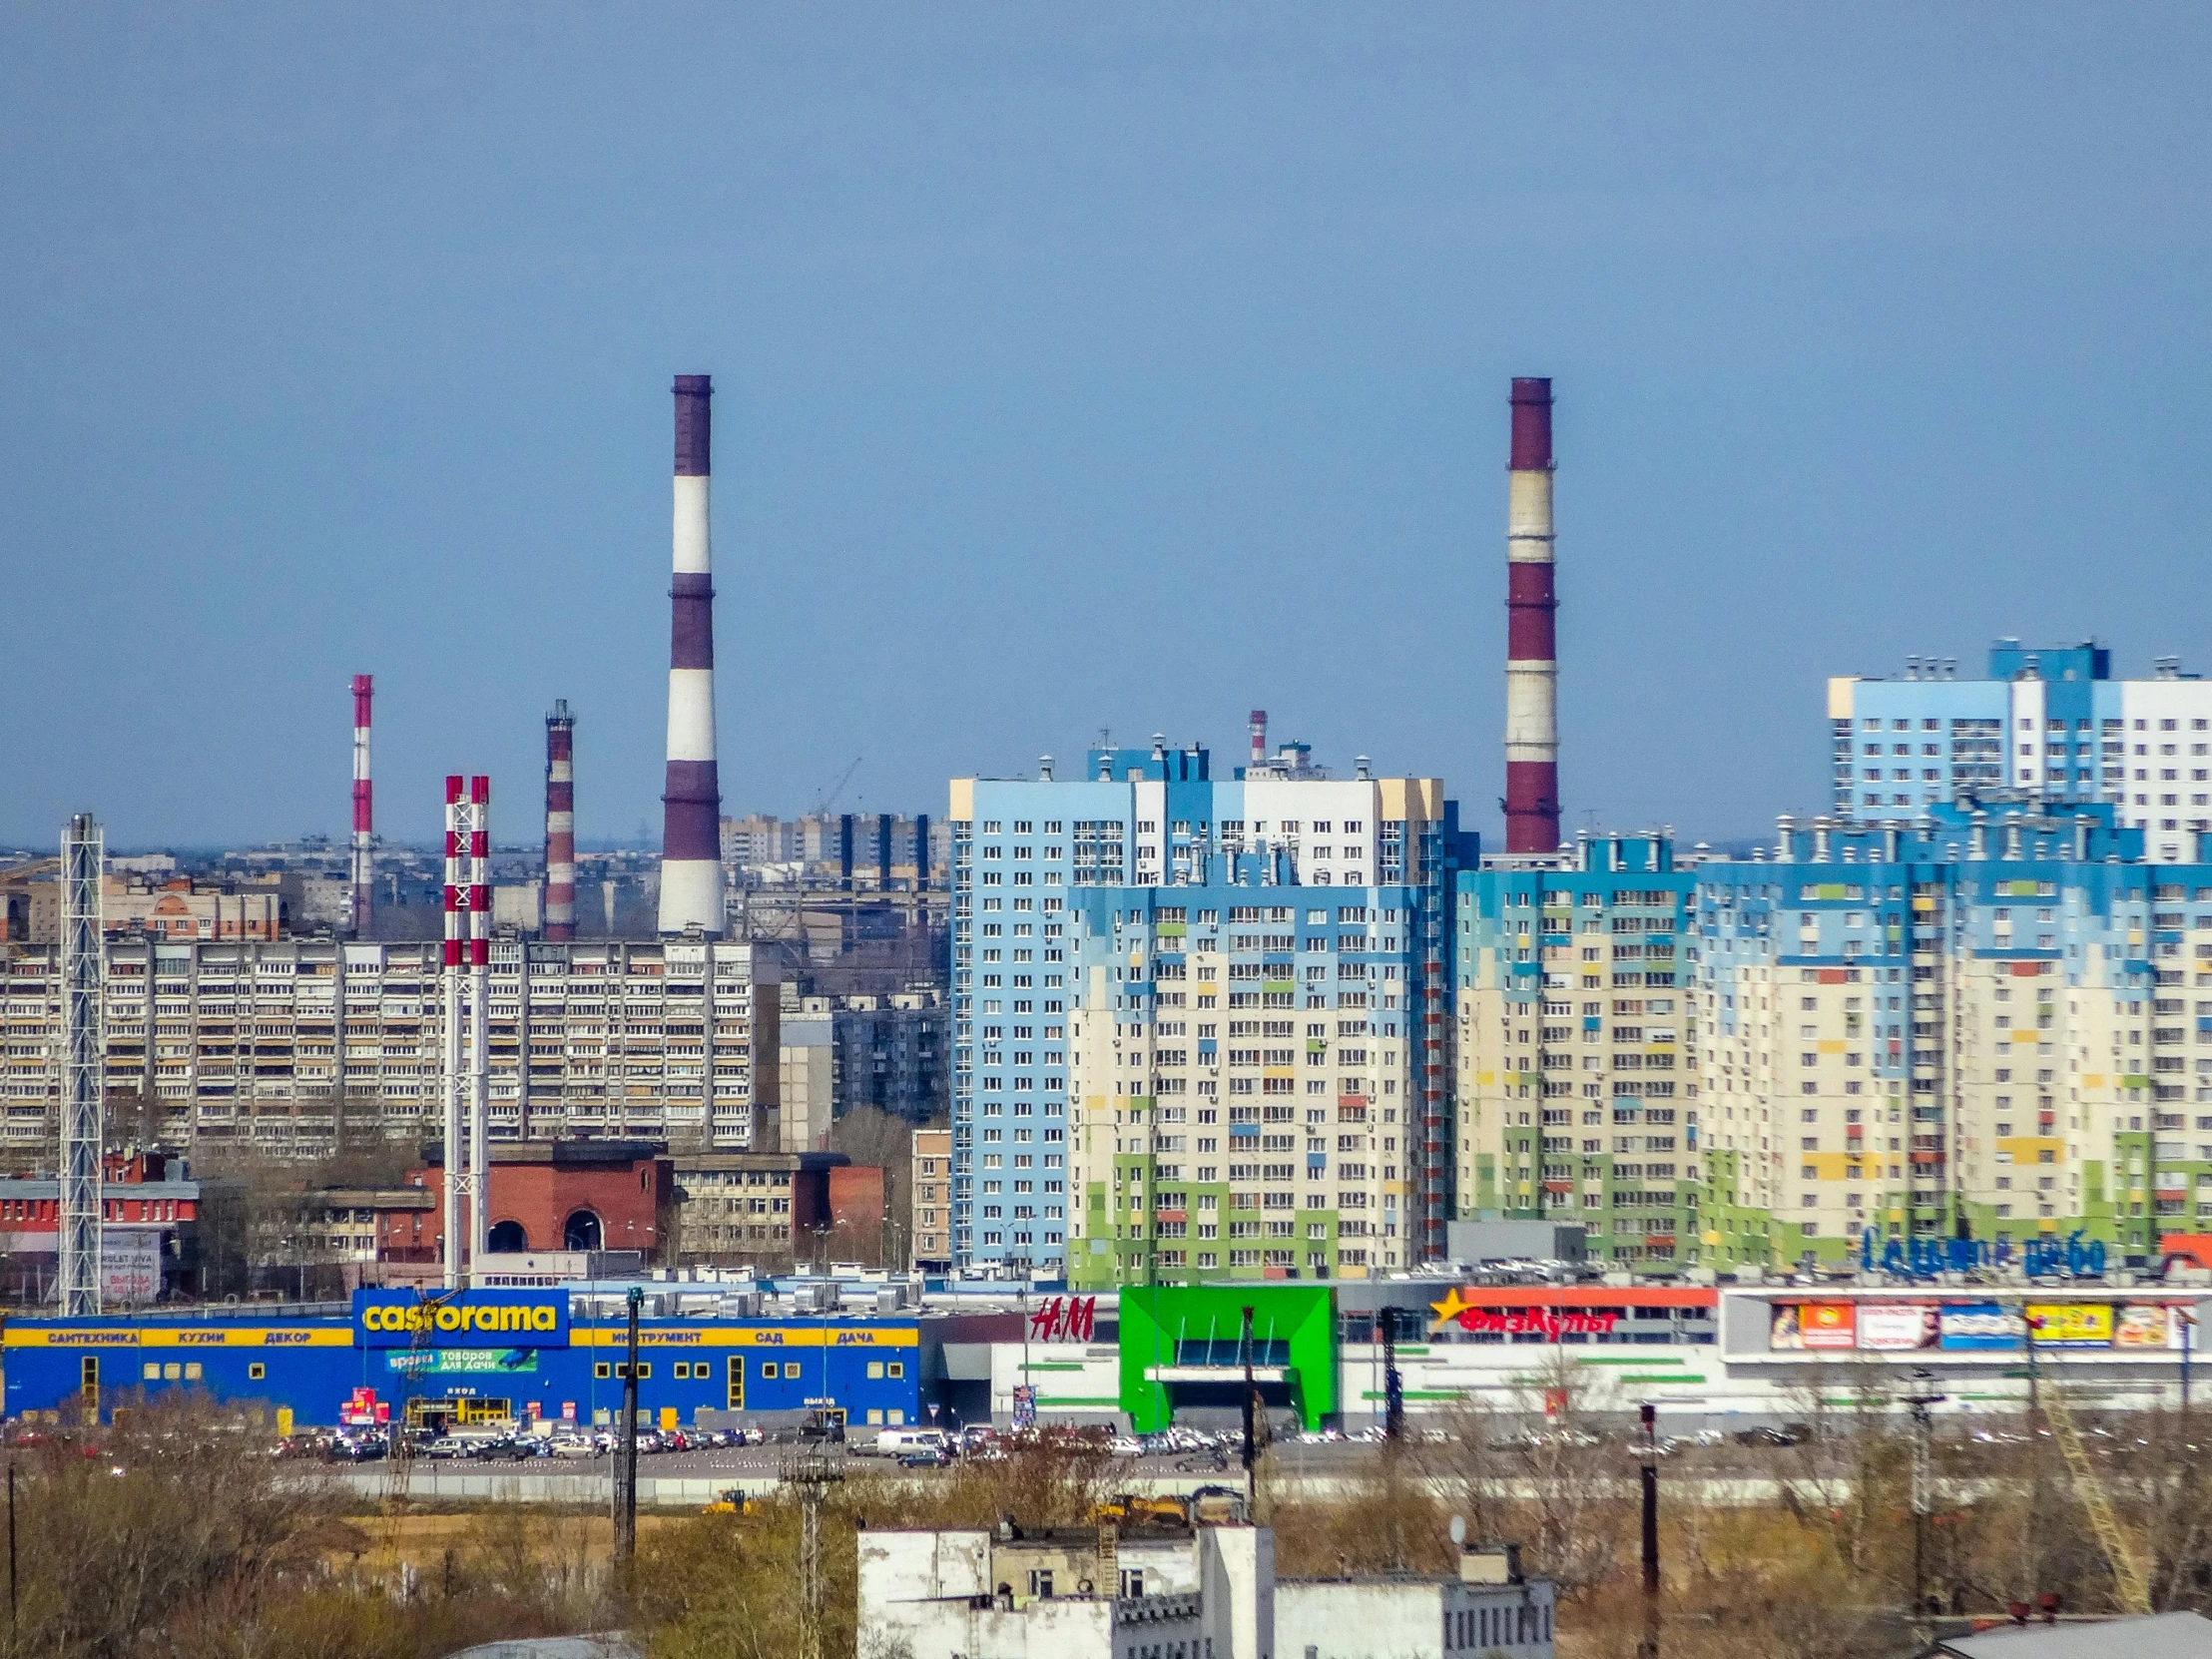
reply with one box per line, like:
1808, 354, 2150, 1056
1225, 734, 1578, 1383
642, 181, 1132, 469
4, 1327, 353, 1349
568, 1325, 918, 1349
2024, 1303, 2114, 1347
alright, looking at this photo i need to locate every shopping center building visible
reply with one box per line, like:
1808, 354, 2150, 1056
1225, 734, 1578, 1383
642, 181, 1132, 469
10, 1276, 2204, 1431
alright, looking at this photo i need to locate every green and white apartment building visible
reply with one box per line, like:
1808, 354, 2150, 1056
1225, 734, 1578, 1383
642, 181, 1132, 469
1455, 802, 2212, 1271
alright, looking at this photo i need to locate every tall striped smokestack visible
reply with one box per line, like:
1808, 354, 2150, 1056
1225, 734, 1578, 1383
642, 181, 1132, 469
467, 775, 490, 1270
1249, 710, 1268, 774
440, 775, 464, 1289
659, 374, 725, 935
544, 701, 575, 940
1504, 376, 1560, 853
349, 675, 373, 935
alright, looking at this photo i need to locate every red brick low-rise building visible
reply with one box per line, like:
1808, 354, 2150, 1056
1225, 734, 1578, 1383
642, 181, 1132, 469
412, 1139, 676, 1264
0, 1151, 204, 1303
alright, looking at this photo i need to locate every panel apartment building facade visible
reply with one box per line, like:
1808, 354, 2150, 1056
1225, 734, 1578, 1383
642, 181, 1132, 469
1831, 640, 2212, 861
948, 740, 1467, 1283
1460, 802, 2212, 1272
1452, 834, 1701, 1269
0, 937, 778, 1154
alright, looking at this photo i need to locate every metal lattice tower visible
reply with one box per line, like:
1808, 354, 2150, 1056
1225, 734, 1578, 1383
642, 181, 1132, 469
59, 814, 104, 1317
783, 1450, 842, 1659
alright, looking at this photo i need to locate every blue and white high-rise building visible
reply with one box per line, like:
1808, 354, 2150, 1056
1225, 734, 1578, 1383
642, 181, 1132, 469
1830, 640, 2212, 861
946, 737, 1471, 1281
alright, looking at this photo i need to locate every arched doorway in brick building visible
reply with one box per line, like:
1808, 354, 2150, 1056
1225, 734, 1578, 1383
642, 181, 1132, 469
563, 1210, 603, 1252
488, 1220, 527, 1252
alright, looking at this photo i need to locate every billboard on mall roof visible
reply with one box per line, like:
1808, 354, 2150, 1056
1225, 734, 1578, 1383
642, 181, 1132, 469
1770, 1303, 1855, 1350
1859, 1303, 1938, 1352
1936, 1303, 2022, 1351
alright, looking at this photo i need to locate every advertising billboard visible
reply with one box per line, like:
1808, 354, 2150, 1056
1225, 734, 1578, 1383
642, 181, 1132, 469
1859, 1304, 1939, 1352
386, 1349, 542, 1376
1937, 1303, 2023, 1351
101, 1229, 163, 1308
2026, 1303, 2116, 1348
2114, 1304, 2184, 1350
1771, 1303, 1856, 1350
352, 1289, 571, 1349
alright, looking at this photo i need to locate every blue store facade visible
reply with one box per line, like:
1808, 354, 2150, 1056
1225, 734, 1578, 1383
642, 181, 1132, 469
0, 1290, 1000, 1430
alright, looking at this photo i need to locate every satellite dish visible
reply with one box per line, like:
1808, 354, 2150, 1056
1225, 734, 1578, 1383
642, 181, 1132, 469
1449, 1514, 1467, 1546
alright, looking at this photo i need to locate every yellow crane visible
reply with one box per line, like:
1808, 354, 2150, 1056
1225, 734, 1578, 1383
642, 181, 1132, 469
2032, 1319, 2153, 1614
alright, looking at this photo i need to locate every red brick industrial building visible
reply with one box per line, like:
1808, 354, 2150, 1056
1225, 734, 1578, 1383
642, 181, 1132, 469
410, 1139, 676, 1263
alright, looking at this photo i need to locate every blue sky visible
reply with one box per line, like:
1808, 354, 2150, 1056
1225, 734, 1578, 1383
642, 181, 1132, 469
4, 6, 2208, 850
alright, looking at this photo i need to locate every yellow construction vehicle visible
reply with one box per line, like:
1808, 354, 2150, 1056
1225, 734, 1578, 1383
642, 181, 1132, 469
1094, 1492, 1190, 1528
703, 1487, 760, 1516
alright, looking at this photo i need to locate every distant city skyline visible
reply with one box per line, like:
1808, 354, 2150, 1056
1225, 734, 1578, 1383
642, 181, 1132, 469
6, 7, 2209, 850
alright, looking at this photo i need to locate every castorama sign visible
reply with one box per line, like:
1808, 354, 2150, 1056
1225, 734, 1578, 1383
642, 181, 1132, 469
352, 1289, 570, 1349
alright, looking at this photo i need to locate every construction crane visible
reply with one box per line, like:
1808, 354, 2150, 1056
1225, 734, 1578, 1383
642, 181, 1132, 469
810, 757, 862, 819
2031, 1318, 2154, 1614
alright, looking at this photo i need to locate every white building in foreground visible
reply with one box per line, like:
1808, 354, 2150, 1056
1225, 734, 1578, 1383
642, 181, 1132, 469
857, 1519, 1554, 1659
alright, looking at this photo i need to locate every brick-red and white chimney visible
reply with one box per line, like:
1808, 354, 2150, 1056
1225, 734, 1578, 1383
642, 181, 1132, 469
659, 374, 725, 935
544, 701, 575, 940
1504, 377, 1560, 853
349, 675, 373, 934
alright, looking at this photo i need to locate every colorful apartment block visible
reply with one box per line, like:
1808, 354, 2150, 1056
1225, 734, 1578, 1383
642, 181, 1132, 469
948, 740, 1468, 1282
1830, 640, 2212, 861
1452, 834, 1701, 1267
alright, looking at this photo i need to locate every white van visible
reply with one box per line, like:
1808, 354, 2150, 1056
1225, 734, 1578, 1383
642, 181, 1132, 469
866, 1427, 950, 1458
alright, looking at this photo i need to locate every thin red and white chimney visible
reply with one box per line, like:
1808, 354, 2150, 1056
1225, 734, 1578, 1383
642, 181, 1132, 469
1504, 377, 1560, 853
659, 374, 725, 935
349, 675, 373, 935
441, 775, 465, 1289
1249, 710, 1268, 773
544, 701, 575, 941
467, 775, 490, 1269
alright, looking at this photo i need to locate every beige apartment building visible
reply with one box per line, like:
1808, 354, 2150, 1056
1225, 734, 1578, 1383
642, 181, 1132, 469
910, 1126, 952, 1270
0, 936, 779, 1156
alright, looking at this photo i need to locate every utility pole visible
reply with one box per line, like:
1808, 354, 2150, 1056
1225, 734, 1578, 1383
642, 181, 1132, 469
1382, 1317, 1404, 1442
2182, 1311, 2196, 1416
613, 1285, 641, 1587
784, 1450, 843, 1659
1905, 1371, 1948, 1652
1637, 1400, 1660, 1659
1240, 1305, 1258, 1518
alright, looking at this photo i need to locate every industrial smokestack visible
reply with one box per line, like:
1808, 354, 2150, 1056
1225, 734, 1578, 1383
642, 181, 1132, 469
1504, 376, 1560, 853
467, 775, 489, 1270
1249, 710, 1268, 773
658, 374, 725, 936
441, 775, 464, 1289
544, 701, 576, 941
349, 675, 373, 935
